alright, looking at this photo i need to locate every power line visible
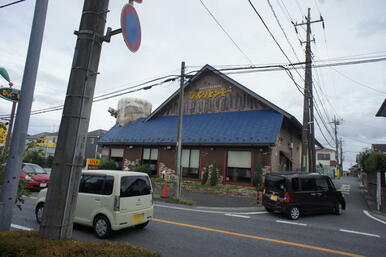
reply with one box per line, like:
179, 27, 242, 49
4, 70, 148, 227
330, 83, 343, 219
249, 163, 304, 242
198, 0, 255, 66
267, 0, 301, 61
0, 0, 26, 9
330, 66, 386, 94
247, 0, 304, 93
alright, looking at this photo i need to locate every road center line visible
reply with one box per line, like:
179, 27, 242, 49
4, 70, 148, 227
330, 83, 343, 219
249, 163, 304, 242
363, 210, 386, 225
11, 224, 33, 231
224, 214, 251, 218
339, 229, 380, 238
153, 218, 365, 257
275, 220, 307, 226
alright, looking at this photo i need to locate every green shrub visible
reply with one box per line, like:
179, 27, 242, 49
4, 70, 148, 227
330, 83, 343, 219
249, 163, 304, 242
135, 164, 152, 176
201, 167, 209, 184
0, 231, 161, 257
99, 160, 118, 170
253, 161, 263, 189
209, 164, 219, 186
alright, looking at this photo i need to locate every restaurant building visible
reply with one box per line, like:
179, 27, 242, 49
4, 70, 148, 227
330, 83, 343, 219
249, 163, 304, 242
99, 65, 304, 185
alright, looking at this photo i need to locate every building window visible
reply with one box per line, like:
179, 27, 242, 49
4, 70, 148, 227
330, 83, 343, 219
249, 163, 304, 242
110, 148, 124, 168
142, 148, 158, 176
181, 149, 200, 179
226, 151, 251, 183
317, 153, 330, 161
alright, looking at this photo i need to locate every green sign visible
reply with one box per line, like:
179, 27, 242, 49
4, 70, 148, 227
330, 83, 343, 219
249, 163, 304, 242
0, 67, 11, 82
0, 87, 20, 102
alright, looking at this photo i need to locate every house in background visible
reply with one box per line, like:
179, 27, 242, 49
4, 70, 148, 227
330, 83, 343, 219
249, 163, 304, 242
26, 132, 58, 157
27, 129, 106, 159
315, 147, 336, 178
85, 129, 107, 159
375, 98, 386, 117
99, 65, 305, 186
372, 144, 386, 154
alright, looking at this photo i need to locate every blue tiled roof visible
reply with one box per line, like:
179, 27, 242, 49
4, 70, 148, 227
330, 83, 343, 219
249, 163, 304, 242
99, 110, 283, 145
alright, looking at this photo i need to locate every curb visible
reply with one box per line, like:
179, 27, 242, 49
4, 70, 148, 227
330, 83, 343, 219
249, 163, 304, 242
360, 188, 386, 221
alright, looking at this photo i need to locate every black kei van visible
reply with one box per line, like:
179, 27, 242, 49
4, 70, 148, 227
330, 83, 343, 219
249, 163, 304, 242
262, 173, 345, 220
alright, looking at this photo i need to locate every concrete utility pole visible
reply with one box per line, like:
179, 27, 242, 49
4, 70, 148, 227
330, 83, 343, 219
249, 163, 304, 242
294, 8, 323, 172
331, 116, 341, 170
339, 138, 343, 170
175, 61, 185, 199
39, 0, 109, 239
0, 0, 48, 231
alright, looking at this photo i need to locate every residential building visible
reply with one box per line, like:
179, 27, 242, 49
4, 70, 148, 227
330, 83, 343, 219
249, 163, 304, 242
27, 130, 106, 158
372, 144, 386, 154
315, 147, 337, 167
99, 65, 305, 186
85, 129, 107, 159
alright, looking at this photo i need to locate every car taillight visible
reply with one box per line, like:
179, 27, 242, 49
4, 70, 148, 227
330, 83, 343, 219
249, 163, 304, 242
283, 192, 291, 203
114, 195, 120, 211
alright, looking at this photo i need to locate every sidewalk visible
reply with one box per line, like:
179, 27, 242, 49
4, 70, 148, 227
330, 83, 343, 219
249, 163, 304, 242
361, 187, 386, 222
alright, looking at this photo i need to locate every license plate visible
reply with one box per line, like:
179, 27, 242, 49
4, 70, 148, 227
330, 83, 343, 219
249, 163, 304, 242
40, 183, 47, 187
132, 213, 144, 224
270, 195, 278, 201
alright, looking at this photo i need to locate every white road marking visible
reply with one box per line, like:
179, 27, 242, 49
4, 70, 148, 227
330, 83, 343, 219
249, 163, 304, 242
233, 211, 267, 215
275, 220, 307, 226
224, 214, 251, 219
155, 204, 266, 215
363, 210, 386, 225
339, 184, 351, 195
11, 224, 33, 231
339, 229, 380, 238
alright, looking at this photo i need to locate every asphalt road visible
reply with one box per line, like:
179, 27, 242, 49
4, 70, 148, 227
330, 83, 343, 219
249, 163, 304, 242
10, 176, 386, 257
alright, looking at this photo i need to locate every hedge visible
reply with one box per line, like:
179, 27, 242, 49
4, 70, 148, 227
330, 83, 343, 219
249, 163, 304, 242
0, 231, 161, 257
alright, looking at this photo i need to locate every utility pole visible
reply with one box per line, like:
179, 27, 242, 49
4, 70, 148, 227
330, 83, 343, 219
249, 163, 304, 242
4, 101, 16, 151
39, 0, 109, 239
175, 61, 185, 199
339, 138, 343, 170
294, 8, 324, 172
330, 116, 341, 171
0, 0, 48, 231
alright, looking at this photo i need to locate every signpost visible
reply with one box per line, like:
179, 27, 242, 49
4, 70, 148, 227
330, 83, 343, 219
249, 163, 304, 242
121, 3, 141, 52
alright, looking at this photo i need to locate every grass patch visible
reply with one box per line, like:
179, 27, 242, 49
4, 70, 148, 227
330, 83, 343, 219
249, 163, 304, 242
153, 194, 196, 206
0, 230, 161, 257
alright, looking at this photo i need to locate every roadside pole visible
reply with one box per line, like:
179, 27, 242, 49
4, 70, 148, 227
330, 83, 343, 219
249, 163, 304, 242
4, 101, 17, 151
175, 61, 185, 198
0, 0, 48, 231
39, 0, 109, 239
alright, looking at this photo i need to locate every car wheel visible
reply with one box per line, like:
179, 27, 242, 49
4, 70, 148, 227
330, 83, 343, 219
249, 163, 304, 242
35, 203, 44, 224
265, 207, 274, 213
288, 206, 300, 220
334, 202, 343, 215
93, 215, 111, 239
136, 221, 149, 229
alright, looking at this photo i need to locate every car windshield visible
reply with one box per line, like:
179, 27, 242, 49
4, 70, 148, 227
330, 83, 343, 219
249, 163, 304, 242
23, 164, 46, 174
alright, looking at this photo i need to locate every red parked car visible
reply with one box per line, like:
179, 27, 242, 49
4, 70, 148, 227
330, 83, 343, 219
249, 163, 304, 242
19, 163, 50, 190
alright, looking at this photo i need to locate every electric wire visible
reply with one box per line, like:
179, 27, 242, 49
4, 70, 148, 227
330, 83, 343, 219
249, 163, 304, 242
0, 0, 26, 9
267, 0, 301, 61
330, 66, 386, 94
198, 0, 255, 66
247, 0, 304, 93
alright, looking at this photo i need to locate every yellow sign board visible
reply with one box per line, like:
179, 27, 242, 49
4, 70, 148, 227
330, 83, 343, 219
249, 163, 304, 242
188, 87, 232, 100
87, 158, 102, 170
0, 122, 7, 146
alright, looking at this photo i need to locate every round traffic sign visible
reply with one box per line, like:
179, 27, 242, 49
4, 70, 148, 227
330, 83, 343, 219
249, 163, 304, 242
121, 4, 141, 52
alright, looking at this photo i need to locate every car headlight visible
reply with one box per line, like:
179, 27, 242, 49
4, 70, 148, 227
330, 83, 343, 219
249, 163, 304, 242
24, 175, 33, 181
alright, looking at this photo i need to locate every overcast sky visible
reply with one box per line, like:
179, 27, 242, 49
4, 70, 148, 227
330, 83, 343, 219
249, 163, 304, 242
0, 0, 385, 170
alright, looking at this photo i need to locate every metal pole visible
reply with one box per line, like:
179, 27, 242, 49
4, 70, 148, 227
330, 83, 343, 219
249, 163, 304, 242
4, 102, 17, 151
39, 0, 109, 239
175, 61, 185, 198
0, 0, 48, 231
